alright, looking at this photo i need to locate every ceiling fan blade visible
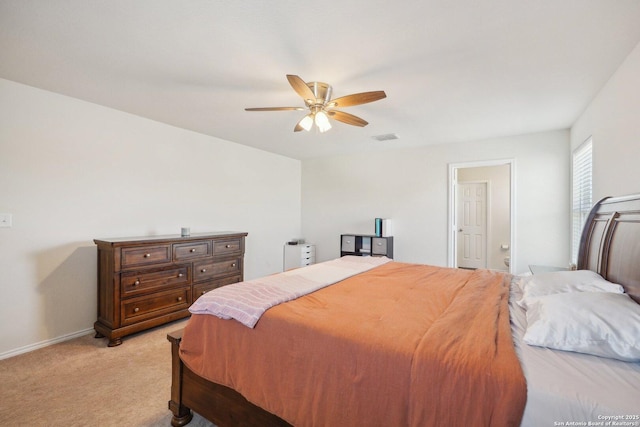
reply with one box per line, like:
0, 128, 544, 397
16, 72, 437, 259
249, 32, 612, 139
327, 110, 369, 127
245, 107, 306, 111
330, 91, 386, 108
286, 75, 316, 103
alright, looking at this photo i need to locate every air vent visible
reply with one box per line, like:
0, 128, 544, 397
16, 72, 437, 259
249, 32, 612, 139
371, 133, 399, 142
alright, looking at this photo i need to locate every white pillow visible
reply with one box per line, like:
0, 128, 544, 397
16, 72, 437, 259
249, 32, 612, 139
523, 292, 640, 362
517, 269, 623, 309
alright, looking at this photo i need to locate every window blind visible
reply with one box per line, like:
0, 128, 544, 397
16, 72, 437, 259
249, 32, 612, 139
572, 138, 592, 263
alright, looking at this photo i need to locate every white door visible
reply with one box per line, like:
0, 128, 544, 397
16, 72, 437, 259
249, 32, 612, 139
456, 182, 487, 269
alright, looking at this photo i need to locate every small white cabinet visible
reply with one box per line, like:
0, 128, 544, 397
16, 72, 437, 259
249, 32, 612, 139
283, 243, 316, 271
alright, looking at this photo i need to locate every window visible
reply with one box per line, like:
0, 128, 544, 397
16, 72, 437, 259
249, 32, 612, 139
571, 137, 592, 263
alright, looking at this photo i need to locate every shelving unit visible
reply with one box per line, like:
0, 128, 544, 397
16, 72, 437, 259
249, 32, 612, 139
340, 234, 393, 258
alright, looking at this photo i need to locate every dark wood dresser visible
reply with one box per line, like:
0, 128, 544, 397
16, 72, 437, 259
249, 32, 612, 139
93, 231, 248, 346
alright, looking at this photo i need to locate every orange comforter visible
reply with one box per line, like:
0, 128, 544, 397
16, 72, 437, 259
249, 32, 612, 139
179, 262, 527, 427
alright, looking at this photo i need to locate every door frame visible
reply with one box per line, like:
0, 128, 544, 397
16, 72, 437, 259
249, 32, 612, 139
447, 159, 516, 273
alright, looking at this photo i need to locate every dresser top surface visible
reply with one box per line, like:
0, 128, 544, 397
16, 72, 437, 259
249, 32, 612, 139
94, 231, 248, 245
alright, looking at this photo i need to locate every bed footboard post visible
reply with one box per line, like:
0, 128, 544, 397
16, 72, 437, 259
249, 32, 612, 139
167, 330, 193, 427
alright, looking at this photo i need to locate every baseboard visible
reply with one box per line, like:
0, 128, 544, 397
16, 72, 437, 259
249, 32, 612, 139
0, 327, 95, 360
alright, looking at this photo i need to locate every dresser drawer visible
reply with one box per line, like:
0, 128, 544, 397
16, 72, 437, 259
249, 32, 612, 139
300, 249, 315, 265
173, 241, 211, 261
121, 287, 191, 325
299, 245, 315, 256
300, 256, 315, 267
213, 238, 242, 256
121, 245, 171, 268
121, 265, 190, 296
193, 275, 241, 300
193, 258, 242, 282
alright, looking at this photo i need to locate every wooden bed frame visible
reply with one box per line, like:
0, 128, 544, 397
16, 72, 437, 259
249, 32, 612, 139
577, 194, 640, 302
168, 193, 640, 427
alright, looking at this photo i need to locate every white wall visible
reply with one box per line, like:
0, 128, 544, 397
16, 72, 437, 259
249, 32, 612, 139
301, 130, 570, 275
0, 79, 301, 358
571, 41, 640, 200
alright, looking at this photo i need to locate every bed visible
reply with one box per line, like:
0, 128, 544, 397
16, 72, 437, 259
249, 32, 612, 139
168, 193, 640, 427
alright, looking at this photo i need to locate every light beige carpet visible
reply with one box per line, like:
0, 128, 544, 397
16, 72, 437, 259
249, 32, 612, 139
0, 319, 215, 427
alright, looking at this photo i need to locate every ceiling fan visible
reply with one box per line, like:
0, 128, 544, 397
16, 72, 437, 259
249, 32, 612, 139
245, 75, 386, 133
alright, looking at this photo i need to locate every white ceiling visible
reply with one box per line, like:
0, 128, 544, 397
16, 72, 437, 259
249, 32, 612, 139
2, 1, 640, 160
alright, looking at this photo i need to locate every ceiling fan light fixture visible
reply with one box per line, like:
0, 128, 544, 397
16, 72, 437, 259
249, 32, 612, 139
299, 114, 314, 132
314, 110, 331, 133
245, 75, 386, 134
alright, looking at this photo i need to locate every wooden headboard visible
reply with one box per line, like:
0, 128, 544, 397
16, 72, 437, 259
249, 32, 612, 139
578, 193, 640, 303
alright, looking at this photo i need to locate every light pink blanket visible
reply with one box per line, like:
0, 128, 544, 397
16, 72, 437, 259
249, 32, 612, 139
189, 255, 392, 327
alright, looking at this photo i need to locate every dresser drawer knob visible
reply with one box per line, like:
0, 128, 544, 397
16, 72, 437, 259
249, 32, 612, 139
144, 253, 151, 258
231, 263, 236, 267
190, 248, 196, 253
177, 297, 183, 302
178, 273, 183, 278
134, 307, 140, 313
134, 279, 140, 286
225, 244, 231, 248
201, 291, 206, 295
200, 268, 207, 273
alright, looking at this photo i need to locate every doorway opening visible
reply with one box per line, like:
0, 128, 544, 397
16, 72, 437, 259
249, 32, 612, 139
448, 159, 515, 273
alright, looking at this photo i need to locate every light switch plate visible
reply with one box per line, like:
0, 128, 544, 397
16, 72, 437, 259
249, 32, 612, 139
0, 213, 12, 228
